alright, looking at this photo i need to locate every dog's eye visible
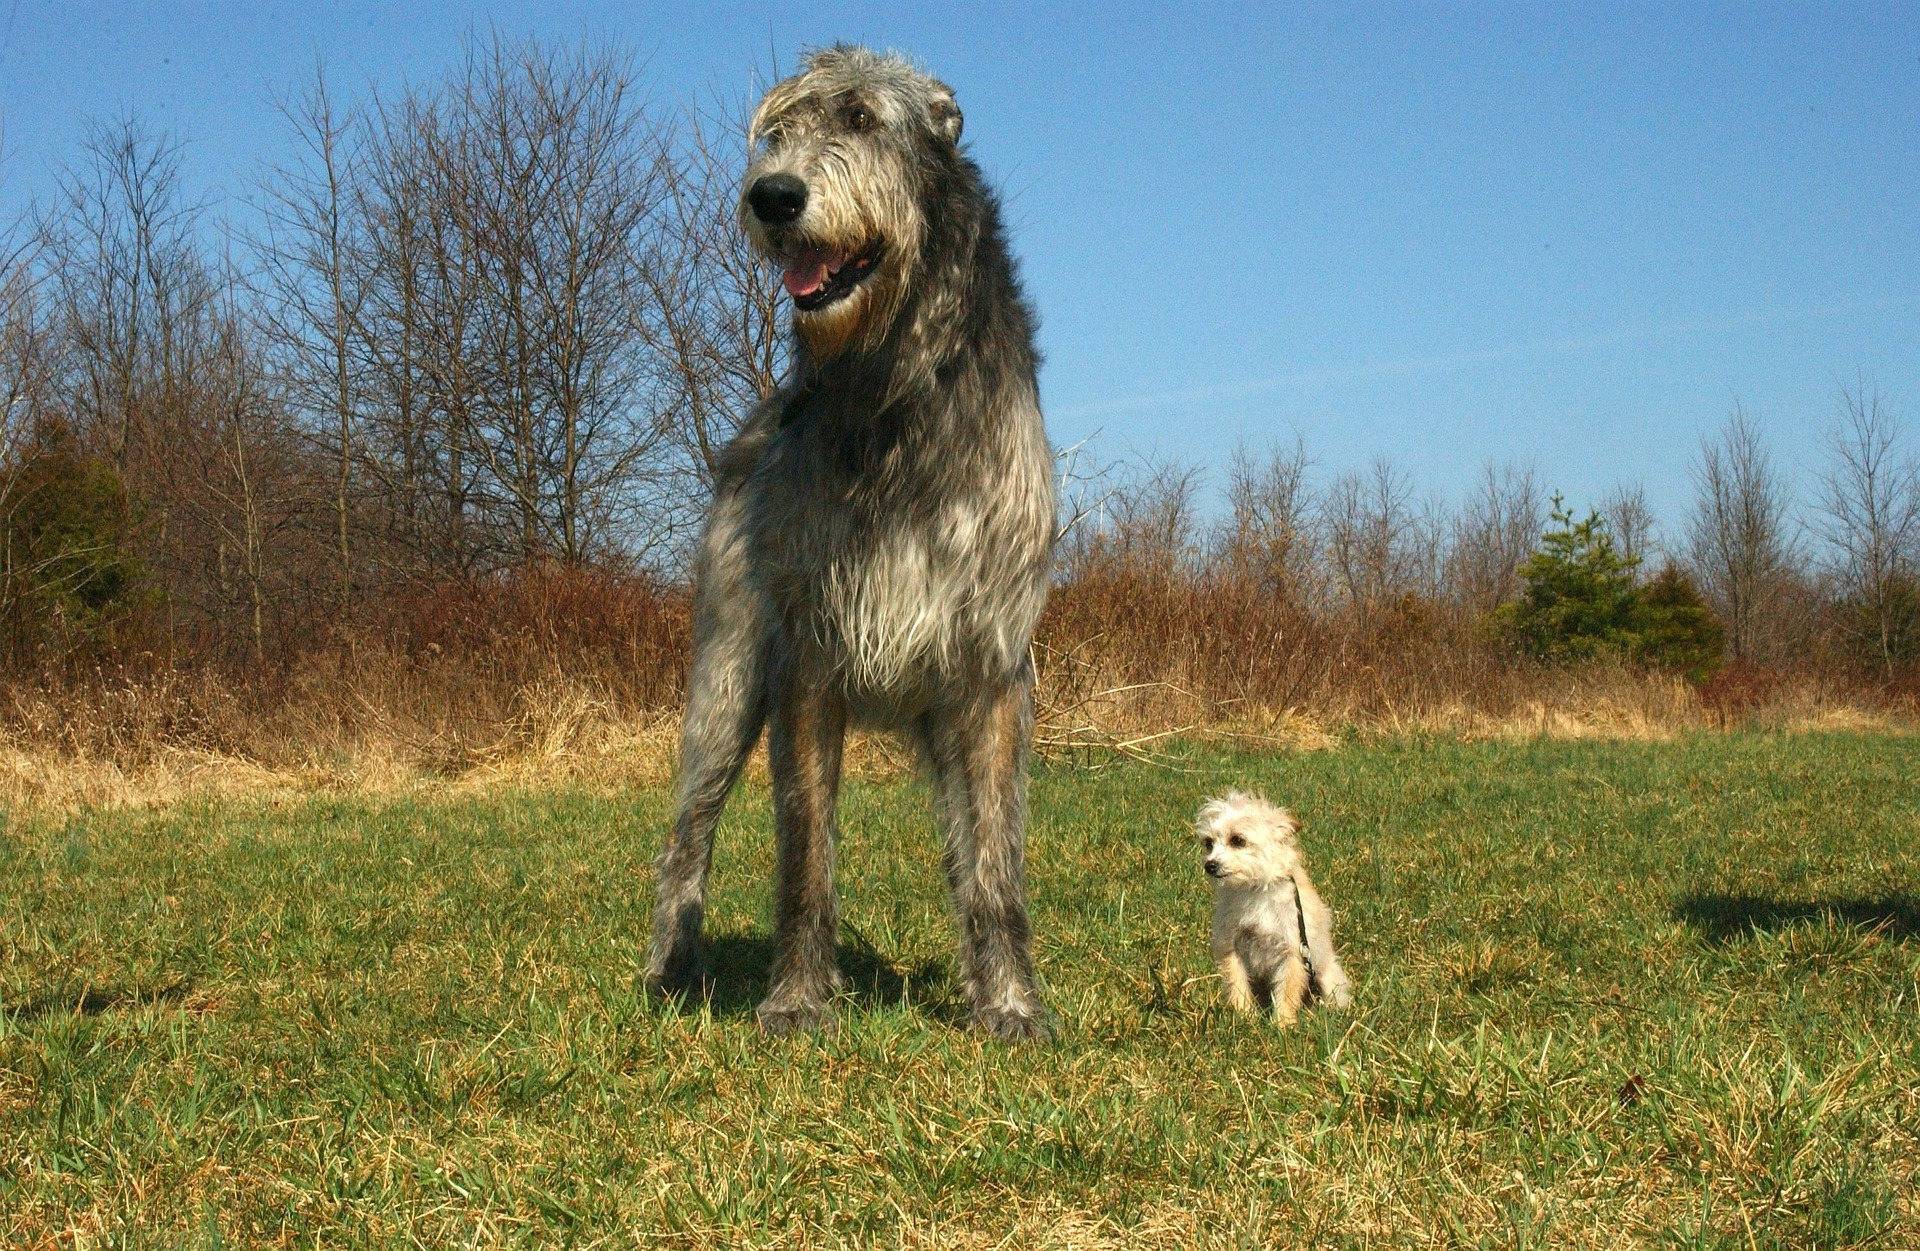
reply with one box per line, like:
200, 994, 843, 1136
1228, 834, 1246, 849
844, 103, 877, 133
1200, 837, 1214, 851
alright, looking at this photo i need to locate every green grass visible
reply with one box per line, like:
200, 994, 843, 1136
1, 733, 1916, 1247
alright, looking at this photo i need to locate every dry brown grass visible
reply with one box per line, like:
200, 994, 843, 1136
0, 662, 921, 813
2, 565, 1911, 812
4, 663, 1904, 815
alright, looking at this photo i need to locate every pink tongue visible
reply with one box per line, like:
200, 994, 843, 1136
783, 256, 831, 298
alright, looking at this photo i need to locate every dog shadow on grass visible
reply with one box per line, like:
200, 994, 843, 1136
3, 978, 196, 1022
692, 928, 959, 1022
1674, 893, 1920, 943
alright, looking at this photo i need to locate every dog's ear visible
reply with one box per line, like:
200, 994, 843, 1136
928, 81, 963, 144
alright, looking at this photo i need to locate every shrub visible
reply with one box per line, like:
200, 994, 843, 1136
1494, 495, 1640, 663
1632, 564, 1725, 681
1, 428, 147, 665
1831, 571, 1920, 674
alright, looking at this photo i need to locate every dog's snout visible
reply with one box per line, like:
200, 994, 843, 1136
747, 174, 808, 225
1205, 860, 1223, 878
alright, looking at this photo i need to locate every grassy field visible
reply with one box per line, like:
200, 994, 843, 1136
0, 734, 1915, 1247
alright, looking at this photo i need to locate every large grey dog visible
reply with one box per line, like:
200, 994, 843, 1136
644, 46, 1057, 1040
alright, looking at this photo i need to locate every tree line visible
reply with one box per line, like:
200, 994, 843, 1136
1060, 389, 1918, 685
2, 37, 774, 670
1, 34, 1915, 694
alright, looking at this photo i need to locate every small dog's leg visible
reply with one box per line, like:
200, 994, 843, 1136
928, 669, 1051, 1041
758, 649, 847, 1036
1272, 953, 1310, 1028
1217, 952, 1257, 1014
1312, 955, 1354, 1011
645, 503, 770, 997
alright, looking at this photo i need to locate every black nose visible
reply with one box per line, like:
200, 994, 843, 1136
1205, 862, 1222, 878
747, 174, 808, 225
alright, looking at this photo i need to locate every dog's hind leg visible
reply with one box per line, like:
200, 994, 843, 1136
925, 739, 978, 1007
1295, 870, 1354, 1010
927, 666, 1051, 1042
643, 640, 766, 996
645, 488, 771, 997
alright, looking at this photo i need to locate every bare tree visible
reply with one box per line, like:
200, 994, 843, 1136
641, 109, 785, 490
1062, 455, 1203, 578
38, 119, 250, 657
243, 37, 727, 579
1816, 382, 1919, 673
0, 245, 56, 637
1408, 493, 1451, 601
46, 118, 213, 470
253, 70, 367, 615
1686, 405, 1800, 663
1599, 481, 1656, 573
1323, 455, 1420, 607
346, 89, 432, 564
1052, 436, 1116, 558
1450, 462, 1541, 612
189, 279, 313, 664
1217, 436, 1318, 600
366, 86, 493, 572
0, 231, 52, 484
421, 36, 679, 565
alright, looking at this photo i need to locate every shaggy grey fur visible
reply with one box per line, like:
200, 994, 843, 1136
645, 46, 1057, 1040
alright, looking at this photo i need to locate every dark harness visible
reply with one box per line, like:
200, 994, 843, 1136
1290, 873, 1317, 990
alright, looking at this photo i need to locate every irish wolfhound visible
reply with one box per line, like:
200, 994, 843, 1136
645, 46, 1057, 1040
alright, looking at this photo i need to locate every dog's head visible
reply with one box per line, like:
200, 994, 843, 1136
1194, 791, 1302, 887
741, 45, 964, 360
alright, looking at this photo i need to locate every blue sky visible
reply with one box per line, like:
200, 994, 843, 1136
2, 2, 1915, 538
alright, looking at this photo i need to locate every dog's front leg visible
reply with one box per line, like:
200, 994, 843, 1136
1271, 953, 1310, 1028
1216, 952, 1258, 1014
928, 670, 1051, 1041
758, 645, 847, 1036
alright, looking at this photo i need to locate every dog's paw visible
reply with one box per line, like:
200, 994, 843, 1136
1321, 979, 1354, 1011
756, 998, 837, 1038
643, 946, 711, 1001
972, 1003, 1055, 1043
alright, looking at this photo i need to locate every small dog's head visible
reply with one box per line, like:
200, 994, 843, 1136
1194, 791, 1302, 887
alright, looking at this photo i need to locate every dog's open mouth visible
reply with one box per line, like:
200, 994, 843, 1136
782, 241, 883, 312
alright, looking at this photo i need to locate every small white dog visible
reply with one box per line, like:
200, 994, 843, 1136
1195, 791, 1353, 1024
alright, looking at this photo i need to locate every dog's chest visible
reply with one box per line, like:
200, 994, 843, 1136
752, 422, 1052, 694
1213, 887, 1303, 967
